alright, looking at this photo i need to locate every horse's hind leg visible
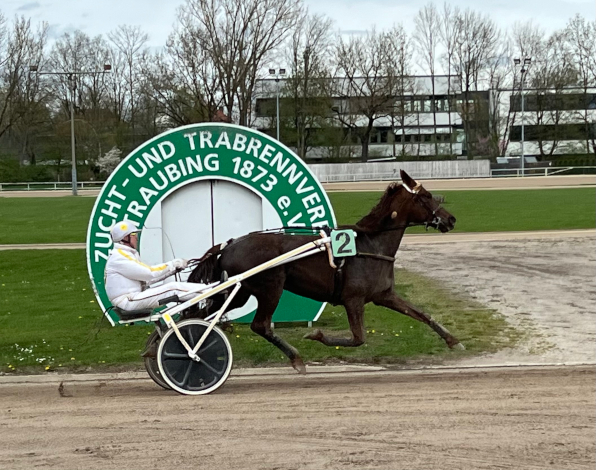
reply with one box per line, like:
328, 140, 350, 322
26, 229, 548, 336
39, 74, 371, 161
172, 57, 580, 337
304, 297, 366, 347
373, 290, 464, 349
249, 279, 306, 374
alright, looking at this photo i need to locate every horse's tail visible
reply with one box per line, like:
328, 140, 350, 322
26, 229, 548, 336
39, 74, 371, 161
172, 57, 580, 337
188, 240, 230, 284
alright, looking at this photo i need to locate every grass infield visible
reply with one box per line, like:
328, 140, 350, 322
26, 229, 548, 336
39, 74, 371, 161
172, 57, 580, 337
329, 187, 596, 233
0, 250, 519, 374
0, 188, 594, 244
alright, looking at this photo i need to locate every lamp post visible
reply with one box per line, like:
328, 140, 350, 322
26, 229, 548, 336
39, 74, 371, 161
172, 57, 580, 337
513, 57, 532, 176
29, 64, 111, 195
268, 68, 286, 141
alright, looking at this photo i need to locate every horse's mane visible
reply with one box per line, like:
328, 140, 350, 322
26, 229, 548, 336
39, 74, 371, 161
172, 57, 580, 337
355, 183, 403, 232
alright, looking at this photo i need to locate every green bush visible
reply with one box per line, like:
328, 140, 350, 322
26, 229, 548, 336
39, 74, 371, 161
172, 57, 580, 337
0, 160, 53, 183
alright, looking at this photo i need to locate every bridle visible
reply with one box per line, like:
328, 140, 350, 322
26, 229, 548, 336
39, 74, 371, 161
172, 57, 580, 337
401, 183, 444, 230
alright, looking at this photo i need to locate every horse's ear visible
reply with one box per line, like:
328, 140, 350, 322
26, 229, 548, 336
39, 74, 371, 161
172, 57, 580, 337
400, 169, 417, 190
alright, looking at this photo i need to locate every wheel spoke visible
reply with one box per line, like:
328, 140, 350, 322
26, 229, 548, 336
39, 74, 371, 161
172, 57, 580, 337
186, 325, 196, 347
198, 338, 218, 354
199, 357, 221, 375
180, 360, 194, 388
163, 352, 188, 360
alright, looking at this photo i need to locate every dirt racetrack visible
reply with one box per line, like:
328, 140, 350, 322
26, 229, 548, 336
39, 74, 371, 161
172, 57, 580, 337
1, 365, 594, 470
399, 232, 596, 366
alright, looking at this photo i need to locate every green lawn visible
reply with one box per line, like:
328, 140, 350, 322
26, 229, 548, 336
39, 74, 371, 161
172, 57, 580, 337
0, 197, 96, 244
1, 188, 594, 244
329, 188, 596, 233
0, 249, 518, 374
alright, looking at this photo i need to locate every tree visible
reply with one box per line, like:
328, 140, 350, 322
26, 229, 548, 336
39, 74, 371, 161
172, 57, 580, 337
385, 27, 416, 159
97, 146, 122, 175
332, 27, 406, 162
529, 31, 578, 158
497, 21, 546, 158
564, 14, 596, 155
437, 2, 462, 156
0, 15, 47, 144
414, 3, 440, 156
142, 29, 217, 127
450, 8, 501, 157
108, 25, 148, 148
283, 12, 334, 158
182, 0, 303, 126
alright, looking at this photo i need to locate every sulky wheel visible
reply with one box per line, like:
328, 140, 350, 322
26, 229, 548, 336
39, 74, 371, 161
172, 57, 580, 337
157, 319, 233, 395
143, 330, 171, 390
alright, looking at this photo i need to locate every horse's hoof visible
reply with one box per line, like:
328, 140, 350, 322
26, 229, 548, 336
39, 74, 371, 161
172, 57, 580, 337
452, 342, 466, 350
291, 358, 307, 375
303, 329, 323, 342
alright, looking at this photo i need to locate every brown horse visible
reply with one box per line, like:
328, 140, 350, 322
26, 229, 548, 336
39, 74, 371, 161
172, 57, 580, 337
189, 170, 462, 373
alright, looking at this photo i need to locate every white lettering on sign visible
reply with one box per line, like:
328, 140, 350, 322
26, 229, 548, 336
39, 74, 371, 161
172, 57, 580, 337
287, 212, 305, 226
101, 199, 121, 219
215, 132, 231, 149
302, 192, 321, 209
259, 144, 275, 163
231, 157, 278, 192
127, 141, 175, 177
108, 185, 126, 201
233, 133, 247, 151
158, 141, 175, 160
94, 248, 109, 263
204, 153, 219, 171
246, 137, 262, 158
127, 201, 147, 218
200, 131, 214, 148
277, 196, 291, 210
270, 152, 290, 173
140, 186, 159, 205
184, 132, 197, 150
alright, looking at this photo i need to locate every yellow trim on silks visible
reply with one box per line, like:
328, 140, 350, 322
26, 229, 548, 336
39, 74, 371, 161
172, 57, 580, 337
120, 223, 128, 231
117, 249, 168, 271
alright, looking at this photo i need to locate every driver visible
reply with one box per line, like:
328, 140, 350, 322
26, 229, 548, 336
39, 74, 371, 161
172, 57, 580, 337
105, 220, 207, 311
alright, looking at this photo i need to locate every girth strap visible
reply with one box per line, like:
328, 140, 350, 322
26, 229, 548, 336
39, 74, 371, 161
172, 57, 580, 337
356, 252, 396, 263
332, 259, 345, 306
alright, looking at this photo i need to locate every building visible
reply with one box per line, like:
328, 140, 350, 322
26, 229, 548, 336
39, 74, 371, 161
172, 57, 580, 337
506, 87, 596, 160
253, 75, 498, 161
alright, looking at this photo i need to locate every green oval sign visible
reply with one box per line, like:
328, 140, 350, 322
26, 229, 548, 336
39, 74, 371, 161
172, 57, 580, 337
86, 123, 336, 325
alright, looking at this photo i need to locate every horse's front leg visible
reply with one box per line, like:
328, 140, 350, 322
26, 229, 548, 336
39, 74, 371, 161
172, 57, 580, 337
250, 277, 307, 374
373, 290, 464, 349
304, 297, 366, 347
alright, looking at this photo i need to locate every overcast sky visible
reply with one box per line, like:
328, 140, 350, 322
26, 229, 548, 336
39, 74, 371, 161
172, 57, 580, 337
2, 0, 594, 50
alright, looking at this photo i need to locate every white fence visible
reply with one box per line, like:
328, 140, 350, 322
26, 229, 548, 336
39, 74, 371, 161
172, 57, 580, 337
309, 160, 491, 183
1, 165, 593, 191
490, 166, 596, 177
0, 181, 104, 191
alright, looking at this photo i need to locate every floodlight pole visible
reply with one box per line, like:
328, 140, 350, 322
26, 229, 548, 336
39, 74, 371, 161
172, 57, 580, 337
520, 72, 525, 177
269, 68, 286, 141
29, 65, 111, 195
69, 74, 77, 195
514, 57, 531, 177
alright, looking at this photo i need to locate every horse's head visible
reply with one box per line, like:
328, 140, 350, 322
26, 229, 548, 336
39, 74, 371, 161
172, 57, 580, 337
396, 170, 456, 233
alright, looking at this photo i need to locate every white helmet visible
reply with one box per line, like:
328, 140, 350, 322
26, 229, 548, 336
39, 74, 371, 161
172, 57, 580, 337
110, 220, 141, 242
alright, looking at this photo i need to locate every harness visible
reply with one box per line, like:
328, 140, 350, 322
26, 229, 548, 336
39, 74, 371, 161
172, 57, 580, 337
402, 182, 445, 231
321, 182, 444, 305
